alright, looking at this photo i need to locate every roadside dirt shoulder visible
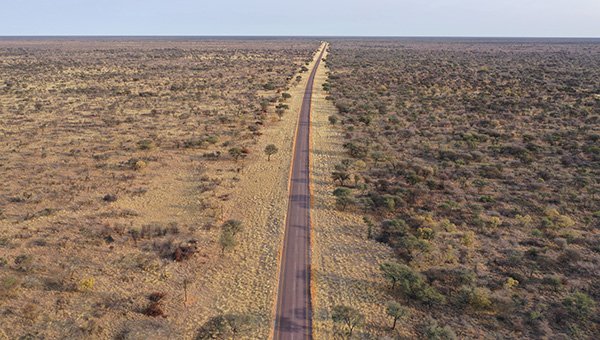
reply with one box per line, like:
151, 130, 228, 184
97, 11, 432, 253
192, 43, 328, 339
310, 48, 395, 339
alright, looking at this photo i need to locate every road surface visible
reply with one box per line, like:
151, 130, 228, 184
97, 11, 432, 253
273, 43, 326, 340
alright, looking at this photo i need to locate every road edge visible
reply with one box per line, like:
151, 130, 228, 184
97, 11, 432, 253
269, 42, 327, 340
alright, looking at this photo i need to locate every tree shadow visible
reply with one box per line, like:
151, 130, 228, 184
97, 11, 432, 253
289, 194, 310, 209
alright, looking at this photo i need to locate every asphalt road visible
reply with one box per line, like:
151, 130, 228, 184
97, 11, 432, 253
273, 44, 326, 340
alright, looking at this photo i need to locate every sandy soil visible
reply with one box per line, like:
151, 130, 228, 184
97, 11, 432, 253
309, 49, 401, 339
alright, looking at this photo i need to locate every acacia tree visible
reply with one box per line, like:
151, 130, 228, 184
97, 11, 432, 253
128, 228, 140, 246
220, 219, 243, 255
228, 147, 244, 161
223, 313, 256, 338
276, 109, 285, 120
197, 313, 256, 340
380, 261, 445, 305
219, 230, 237, 255
332, 171, 350, 186
380, 261, 405, 289
331, 305, 364, 337
333, 187, 353, 210
371, 151, 386, 166
363, 216, 375, 239
222, 219, 243, 236
264, 144, 279, 161
386, 300, 410, 330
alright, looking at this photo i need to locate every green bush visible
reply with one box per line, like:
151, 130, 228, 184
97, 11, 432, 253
381, 219, 409, 236
380, 261, 445, 305
263, 82, 276, 90
422, 317, 457, 340
333, 187, 353, 210
397, 235, 433, 255
454, 285, 492, 311
197, 313, 256, 339
0, 275, 21, 298
137, 139, 155, 150
563, 292, 595, 320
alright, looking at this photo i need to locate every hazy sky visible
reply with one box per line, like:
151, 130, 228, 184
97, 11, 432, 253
1, 0, 599, 37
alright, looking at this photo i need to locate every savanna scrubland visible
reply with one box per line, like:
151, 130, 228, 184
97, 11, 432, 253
3, 36, 600, 340
0, 37, 323, 339
314, 38, 600, 339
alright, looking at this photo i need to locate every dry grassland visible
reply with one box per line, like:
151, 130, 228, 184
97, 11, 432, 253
310, 50, 399, 339
0, 37, 321, 339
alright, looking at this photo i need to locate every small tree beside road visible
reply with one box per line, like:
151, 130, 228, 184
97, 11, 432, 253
331, 305, 364, 337
333, 187, 354, 210
219, 220, 243, 255
264, 144, 279, 161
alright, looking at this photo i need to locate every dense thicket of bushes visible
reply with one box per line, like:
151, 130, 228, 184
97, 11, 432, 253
324, 38, 600, 339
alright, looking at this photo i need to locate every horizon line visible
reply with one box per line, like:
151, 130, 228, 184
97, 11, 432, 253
0, 35, 599, 39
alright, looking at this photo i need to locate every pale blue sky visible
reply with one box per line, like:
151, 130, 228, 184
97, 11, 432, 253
1, 0, 599, 37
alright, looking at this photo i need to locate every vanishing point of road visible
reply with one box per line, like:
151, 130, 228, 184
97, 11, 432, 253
274, 43, 327, 340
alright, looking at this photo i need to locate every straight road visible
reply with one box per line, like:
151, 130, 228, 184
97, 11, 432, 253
273, 43, 327, 340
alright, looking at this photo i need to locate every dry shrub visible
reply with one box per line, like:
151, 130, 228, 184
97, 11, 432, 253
79, 317, 104, 335
144, 303, 164, 317
173, 246, 195, 262
145, 292, 166, 317
22, 303, 39, 321
0, 275, 21, 298
149, 292, 167, 302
